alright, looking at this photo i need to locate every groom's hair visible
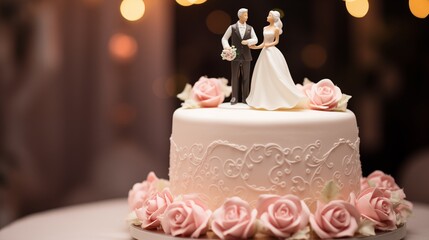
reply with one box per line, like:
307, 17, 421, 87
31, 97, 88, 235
237, 8, 248, 18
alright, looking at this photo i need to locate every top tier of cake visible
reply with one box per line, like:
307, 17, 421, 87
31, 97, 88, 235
169, 103, 361, 210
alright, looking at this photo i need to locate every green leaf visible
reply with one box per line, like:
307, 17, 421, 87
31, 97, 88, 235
287, 226, 310, 240
321, 180, 340, 203
358, 219, 376, 236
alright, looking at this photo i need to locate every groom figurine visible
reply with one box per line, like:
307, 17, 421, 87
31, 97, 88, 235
222, 8, 258, 104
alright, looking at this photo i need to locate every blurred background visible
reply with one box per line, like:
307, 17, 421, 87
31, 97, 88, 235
0, 0, 428, 228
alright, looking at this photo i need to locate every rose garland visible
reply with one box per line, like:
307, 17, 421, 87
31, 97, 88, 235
127, 170, 412, 239
178, 76, 352, 111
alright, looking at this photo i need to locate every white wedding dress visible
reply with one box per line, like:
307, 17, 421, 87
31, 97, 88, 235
246, 28, 306, 110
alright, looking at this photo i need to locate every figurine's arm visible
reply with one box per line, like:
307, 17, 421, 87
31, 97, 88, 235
249, 43, 265, 49
249, 27, 264, 49
242, 27, 258, 46
221, 26, 232, 49
263, 28, 280, 48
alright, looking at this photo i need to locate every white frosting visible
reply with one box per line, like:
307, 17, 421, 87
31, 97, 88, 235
169, 103, 362, 210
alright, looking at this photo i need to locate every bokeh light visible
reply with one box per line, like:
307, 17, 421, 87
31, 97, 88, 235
152, 75, 178, 99
176, 0, 207, 7
409, 0, 429, 18
301, 44, 327, 69
272, 8, 285, 18
176, 0, 195, 7
120, 0, 145, 21
206, 10, 231, 35
112, 103, 137, 126
345, 0, 369, 18
109, 33, 138, 61
194, 0, 207, 4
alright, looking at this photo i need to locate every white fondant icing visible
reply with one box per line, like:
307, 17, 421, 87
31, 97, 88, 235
169, 105, 362, 211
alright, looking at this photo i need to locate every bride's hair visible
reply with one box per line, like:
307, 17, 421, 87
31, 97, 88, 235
270, 10, 283, 35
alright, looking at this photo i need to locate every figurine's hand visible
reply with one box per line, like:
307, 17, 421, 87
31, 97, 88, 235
241, 40, 248, 45
249, 43, 264, 50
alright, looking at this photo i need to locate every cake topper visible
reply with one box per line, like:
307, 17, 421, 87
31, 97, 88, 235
245, 10, 307, 110
221, 8, 258, 105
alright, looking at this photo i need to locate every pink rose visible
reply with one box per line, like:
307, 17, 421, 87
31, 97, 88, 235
296, 82, 314, 95
135, 188, 174, 229
256, 194, 310, 238
211, 197, 257, 239
305, 79, 342, 110
355, 187, 397, 231
128, 172, 158, 210
191, 76, 225, 107
309, 200, 360, 238
361, 170, 400, 191
161, 195, 212, 238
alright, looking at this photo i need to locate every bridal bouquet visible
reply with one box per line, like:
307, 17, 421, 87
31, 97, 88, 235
221, 46, 237, 61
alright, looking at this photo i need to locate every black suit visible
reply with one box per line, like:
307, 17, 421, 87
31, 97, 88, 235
229, 23, 254, 103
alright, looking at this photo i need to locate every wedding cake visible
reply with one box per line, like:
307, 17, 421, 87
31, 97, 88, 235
126, 76, 412, 240
126, 7, 411, 240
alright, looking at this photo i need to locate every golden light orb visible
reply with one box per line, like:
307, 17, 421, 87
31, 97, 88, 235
272, 8, 285, 18
409, 0, 429, 18
152, 75, 179, 99
301, 44, 327, 69
176, 0, 194, 7
112, 103, 137, 126
194, 0, 207, 4
206, 10, 231, 35
120, 0, 145, 21
109, 33, 138, 61
345, 0, 369, 18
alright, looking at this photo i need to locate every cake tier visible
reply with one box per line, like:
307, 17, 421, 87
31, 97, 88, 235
169, 103, 361, 210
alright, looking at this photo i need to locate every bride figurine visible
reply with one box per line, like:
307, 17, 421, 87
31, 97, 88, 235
246, 10, 307, 110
